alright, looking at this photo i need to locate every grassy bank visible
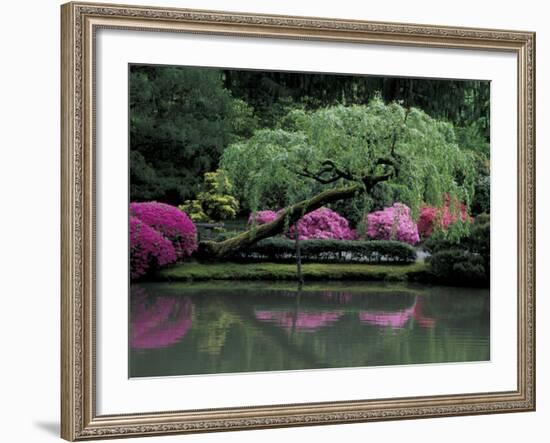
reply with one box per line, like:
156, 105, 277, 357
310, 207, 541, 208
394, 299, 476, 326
156, 261, 428, 282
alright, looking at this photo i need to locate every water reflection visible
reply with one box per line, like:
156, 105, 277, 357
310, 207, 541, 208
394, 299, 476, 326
412, 299, 437, 328
255, 309, 344, 332
130, 288, 194, 350
359, 302, 417, 329
358, 298, 436, 329
129, 282, 489, 377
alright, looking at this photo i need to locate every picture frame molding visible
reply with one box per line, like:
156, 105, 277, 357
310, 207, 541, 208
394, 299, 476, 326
60, 2, 536, 440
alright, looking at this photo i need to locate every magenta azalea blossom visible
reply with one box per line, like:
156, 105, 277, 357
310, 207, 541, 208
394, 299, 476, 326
130, 216, 177, 279
288, 208, 357, 240
248, 208, 356, 240
365, 203, 420, 245
130, 202, 198, 259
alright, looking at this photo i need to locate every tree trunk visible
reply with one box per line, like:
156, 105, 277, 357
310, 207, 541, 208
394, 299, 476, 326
294, 223, 304, 287
199, 184, 361, 258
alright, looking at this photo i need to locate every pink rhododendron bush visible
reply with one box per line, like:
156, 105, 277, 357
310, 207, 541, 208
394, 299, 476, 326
130, 202, 198, 279
130, 216, 177, 279
130, 201, 198, 259
249, 207, 356, 240
289, 208, 357, 240
417, 196, 472, 238
365, 203, 420, 245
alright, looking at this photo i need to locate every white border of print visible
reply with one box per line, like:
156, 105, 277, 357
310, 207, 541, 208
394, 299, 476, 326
95, 28, 517, 415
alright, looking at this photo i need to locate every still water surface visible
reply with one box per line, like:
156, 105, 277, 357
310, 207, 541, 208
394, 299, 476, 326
129, 282, 489, 377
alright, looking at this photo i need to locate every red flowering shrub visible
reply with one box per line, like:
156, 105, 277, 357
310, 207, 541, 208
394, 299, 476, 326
130, 216, 177, 279
417, 196, 471, 238
130, 202, 198, 259
417, 206, 438, 238
365, 203, 420, 245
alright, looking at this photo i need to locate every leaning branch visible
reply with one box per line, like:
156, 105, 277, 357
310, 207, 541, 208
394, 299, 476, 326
200, 153, 401, 258
294, 160, 355, 185
200, 184, 361, 258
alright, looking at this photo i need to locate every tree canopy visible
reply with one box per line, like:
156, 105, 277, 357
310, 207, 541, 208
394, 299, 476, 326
221, 98, 476, 218
130, 66, 256, 203
129, 65, 489, 211
223, 70, 490, 142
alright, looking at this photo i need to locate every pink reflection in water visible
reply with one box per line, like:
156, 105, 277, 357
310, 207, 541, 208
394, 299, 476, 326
254, 310, 343, 332
359, 304, 416, 329
359, 298, 436, 329
413, 299, 436, 328
131, 292, 194, 349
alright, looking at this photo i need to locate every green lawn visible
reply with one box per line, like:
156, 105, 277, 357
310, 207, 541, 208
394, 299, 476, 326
156, 261, 428, 282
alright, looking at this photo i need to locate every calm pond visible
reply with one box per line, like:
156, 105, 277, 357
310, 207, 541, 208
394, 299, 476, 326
129, 281, 489, 377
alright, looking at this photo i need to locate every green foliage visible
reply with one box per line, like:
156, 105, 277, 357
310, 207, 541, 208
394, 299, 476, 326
466, 147, 491, 216
455, 121, 490, 157
328, 194, 370, 228
178, 199, 208, 223
179, 170, 239, 222
157, 261, 427, 282
472, 174, 490, 215
222, 238, 417, 264
425, 213, 490, 287
224, 70, 490, 134
424, 214, 489, 254
213, 230, 242, 242
329, 183, 401, 229
468, 214, 491, 270
130, 150, 166, 201
129, 65, 490, 221
221, 99, 477, 218
130, 65, 257, 203
426, 250, 487, 287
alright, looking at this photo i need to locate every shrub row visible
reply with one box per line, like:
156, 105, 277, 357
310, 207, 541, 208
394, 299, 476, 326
224, 238, 417, 264
426, 250, 488, 287
424, 214, 490, 287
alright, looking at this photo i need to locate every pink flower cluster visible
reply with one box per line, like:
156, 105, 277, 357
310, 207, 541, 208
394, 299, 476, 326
249, 207, 356, 240
130, 216, 177, 279
417, 196, 471, 238
289, 208, 358, 240
248, 210, 279, 225
365, 203, 420, 245
130, 202, 198, 259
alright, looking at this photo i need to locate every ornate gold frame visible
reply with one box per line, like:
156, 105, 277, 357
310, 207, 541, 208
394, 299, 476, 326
61, 1, 536, 440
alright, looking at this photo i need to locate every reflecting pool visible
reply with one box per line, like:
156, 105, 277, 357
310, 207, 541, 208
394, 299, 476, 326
129, 281, 489, 377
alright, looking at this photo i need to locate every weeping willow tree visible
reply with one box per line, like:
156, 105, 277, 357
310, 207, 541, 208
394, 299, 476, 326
200, 98, 476, 258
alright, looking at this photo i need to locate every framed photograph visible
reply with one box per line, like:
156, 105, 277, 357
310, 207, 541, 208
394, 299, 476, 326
61, 1, 536, 440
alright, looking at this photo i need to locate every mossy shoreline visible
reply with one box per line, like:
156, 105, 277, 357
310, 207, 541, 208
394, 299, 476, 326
155, 261, 428, 283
